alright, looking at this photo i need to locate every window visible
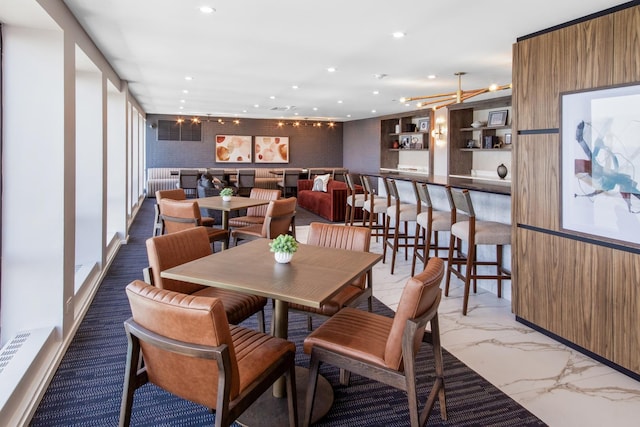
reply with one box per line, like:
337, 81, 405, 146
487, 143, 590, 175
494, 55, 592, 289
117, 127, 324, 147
157, 119, 201, 141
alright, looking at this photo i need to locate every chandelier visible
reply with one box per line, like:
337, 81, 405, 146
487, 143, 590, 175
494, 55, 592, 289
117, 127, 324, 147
400, 72, 512, 110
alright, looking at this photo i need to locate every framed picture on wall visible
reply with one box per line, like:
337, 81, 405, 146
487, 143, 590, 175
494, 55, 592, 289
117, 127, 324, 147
487, 110, 508, 127
255, 136, 289, 163
215, 135, 252, 162
560, 82, 640, 248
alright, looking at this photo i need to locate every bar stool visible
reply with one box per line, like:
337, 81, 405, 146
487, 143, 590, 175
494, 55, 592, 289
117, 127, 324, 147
361, 175, 388, 241
411, 181, 455, 276
344, 173, 365, 226
444, 186, 511, 315
383, 178, 418, 274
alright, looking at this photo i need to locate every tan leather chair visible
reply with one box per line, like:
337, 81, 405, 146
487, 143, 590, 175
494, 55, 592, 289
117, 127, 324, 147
230, 197, 297, 245
154, 188, 214, 236
303, 257, 447, 427
144, 227, 267, 331
159, 198, 228, 250
228, 188, 281, 228
344, 173, 365, 226
119, 280, 297, 427
411, 181, 456, 276
383, 178, 418, 274
445, 186, 511, 315
288, 222, 372, 330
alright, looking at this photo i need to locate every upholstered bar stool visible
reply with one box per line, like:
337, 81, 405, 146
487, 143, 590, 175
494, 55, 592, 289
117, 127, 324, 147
411, 181, 456, 276
344, 173, 365, 226
383, 178, 418, 274
445, 186, 511, 315
361, 175, 389, 241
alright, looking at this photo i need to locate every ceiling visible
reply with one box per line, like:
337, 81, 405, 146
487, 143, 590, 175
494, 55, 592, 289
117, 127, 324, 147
2, 0, 627, 121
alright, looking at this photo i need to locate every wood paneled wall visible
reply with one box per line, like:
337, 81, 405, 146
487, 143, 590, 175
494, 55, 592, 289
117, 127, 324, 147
512, 4, 640, 374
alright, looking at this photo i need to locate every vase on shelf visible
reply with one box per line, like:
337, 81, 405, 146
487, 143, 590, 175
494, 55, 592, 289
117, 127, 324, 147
497, 163, 508, 179
222, 195, 232, 202
274, 252, 293, 264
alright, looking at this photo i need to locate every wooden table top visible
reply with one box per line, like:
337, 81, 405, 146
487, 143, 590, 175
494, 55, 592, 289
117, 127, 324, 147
161, 238, 382, 309
196, 195, 270, 212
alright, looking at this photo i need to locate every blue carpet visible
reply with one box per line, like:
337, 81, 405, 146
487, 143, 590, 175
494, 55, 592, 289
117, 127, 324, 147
30, 200, 546, 426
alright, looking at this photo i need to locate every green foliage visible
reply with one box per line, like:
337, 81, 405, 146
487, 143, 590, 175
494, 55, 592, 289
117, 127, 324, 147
220, 187, 234, 197
269, 234, 298, 254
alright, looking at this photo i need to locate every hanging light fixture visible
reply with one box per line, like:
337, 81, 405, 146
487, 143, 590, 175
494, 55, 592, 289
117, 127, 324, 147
400, 72, 511, 110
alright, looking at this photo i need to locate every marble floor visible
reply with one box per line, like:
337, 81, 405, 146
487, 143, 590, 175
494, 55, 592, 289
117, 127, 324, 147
296, 226, 640, 427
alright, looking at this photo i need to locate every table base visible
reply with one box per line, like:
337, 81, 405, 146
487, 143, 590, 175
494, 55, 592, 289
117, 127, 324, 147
237, 366, 333, 426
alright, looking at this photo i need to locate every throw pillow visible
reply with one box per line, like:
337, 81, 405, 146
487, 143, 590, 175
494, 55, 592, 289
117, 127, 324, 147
312, 174, 331, 192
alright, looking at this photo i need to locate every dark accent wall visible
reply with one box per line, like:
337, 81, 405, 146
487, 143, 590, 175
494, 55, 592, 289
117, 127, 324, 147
343, 117, 381, 174
146, 114, 343, 169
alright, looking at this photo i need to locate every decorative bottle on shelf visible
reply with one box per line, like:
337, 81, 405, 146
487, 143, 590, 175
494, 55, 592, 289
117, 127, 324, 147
392, 140, 399, 149
497, 163, 508, 179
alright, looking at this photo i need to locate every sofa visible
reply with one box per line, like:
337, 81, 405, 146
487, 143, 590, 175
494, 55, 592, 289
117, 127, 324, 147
297, 179, 363, 222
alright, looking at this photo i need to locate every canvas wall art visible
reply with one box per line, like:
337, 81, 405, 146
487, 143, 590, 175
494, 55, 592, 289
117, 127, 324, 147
255, 136, 289, 163
215, 135, 251, 163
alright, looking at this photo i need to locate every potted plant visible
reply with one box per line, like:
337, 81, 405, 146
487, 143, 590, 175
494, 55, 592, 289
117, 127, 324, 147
269, 234, 298, 264
219, 187, 233, 201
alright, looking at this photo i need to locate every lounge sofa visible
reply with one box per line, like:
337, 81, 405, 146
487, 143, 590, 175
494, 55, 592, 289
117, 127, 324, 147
297, 178, 362, 222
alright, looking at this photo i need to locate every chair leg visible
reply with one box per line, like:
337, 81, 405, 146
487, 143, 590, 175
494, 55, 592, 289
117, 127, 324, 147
286, 360, 298, 427
462, 243, 475, 316
423, 314, 447, 423
496, 245, 503, 298
119, 334, 144, 427
382, 215, 391, 263
390, 218, 400, 274
307, 315, 313, 331
411, 223, 422, 276
257, 309, 266, 333
445, 233, 456, 297
304, 355, 321, 427
345, 204, 351, 226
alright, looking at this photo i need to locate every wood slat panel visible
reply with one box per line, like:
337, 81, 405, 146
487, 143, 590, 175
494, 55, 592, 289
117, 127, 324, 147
612, 251, 640, 372
613, 5, 640, 83
513, 134, 559, 229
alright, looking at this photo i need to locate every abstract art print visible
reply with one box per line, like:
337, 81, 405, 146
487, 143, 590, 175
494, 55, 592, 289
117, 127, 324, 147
560, 83, 640, 247
255, 136, 289, 163
215, 135, 251, 163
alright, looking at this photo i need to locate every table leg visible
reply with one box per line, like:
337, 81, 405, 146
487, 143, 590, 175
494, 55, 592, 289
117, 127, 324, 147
272, 299, 289, 398
222, 211, 229, 250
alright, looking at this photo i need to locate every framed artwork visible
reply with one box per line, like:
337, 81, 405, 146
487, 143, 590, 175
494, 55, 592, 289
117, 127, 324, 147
487, 110, 508, 127
418, 118, 430, 132
215, 135, 252, 163
560, 83, 640, 248
255, 136, 289, 163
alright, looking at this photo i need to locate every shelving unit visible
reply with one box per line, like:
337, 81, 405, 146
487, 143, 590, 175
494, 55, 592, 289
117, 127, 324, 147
447, 96, 512, 178
380, 111, 433, 173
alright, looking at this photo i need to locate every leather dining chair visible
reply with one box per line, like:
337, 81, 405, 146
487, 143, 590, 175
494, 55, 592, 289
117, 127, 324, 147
228, 187, 281, 229
302, 257, 447, 427
153, 188, 215, 236
288, 222, 372, 331
230, 197, 297, 246
445, 186, 511, 315
144, 226, 267, 331
344, 173, 365, 226
120, 280, 297, 427
159, 198, 228, 251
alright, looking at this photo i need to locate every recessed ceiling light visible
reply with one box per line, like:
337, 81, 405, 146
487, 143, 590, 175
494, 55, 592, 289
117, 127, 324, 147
327, 67, 336, 73
292, 85, 299, 89
242, 110, 247, 113
347, 114, 352, 118
337, 100, 343, 104
182, 89, 189, 94
374, 73, 387, 79
392, 31, 406, 38
371, 109, 377, 113
270, 95, 276, 99
373, 90, 379, 95
199, 6, 215, 14
180, 99, 186, 103
179, 106, 184, 110
427, 75, 436, 79
254, 104, 260, 108
313, 107, 318, 111
184, 76, 193, 81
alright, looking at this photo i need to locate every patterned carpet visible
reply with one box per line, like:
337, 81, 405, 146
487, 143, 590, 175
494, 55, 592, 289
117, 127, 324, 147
30, 199, 546, 426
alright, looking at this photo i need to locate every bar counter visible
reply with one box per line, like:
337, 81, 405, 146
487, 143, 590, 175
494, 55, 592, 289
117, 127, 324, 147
375, 170, 511, 195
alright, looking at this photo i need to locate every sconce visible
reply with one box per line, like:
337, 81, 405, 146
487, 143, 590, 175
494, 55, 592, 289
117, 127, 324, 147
431, 117, 446, 142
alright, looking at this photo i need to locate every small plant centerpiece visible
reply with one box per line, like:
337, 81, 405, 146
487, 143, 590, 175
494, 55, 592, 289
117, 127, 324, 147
269, 234, 298, 264
219, 187, 233, 201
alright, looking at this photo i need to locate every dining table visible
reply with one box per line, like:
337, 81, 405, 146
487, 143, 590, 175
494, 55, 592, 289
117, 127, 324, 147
161, 238, 382, 425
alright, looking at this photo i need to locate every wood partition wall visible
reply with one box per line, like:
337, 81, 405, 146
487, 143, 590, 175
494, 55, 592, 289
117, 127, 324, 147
512, 3, 640, 376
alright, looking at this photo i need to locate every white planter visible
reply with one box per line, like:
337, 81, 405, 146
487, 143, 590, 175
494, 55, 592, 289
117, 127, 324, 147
274, 252, 293, 264
222, 195, 232, 202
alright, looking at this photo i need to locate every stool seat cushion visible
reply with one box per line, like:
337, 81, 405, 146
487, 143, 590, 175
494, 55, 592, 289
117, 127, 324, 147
451, 220, 511, 245
417, 210, 449, 231
363, 197, 388, 213
347, 193, 366, 207
387, 204, 417, 221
